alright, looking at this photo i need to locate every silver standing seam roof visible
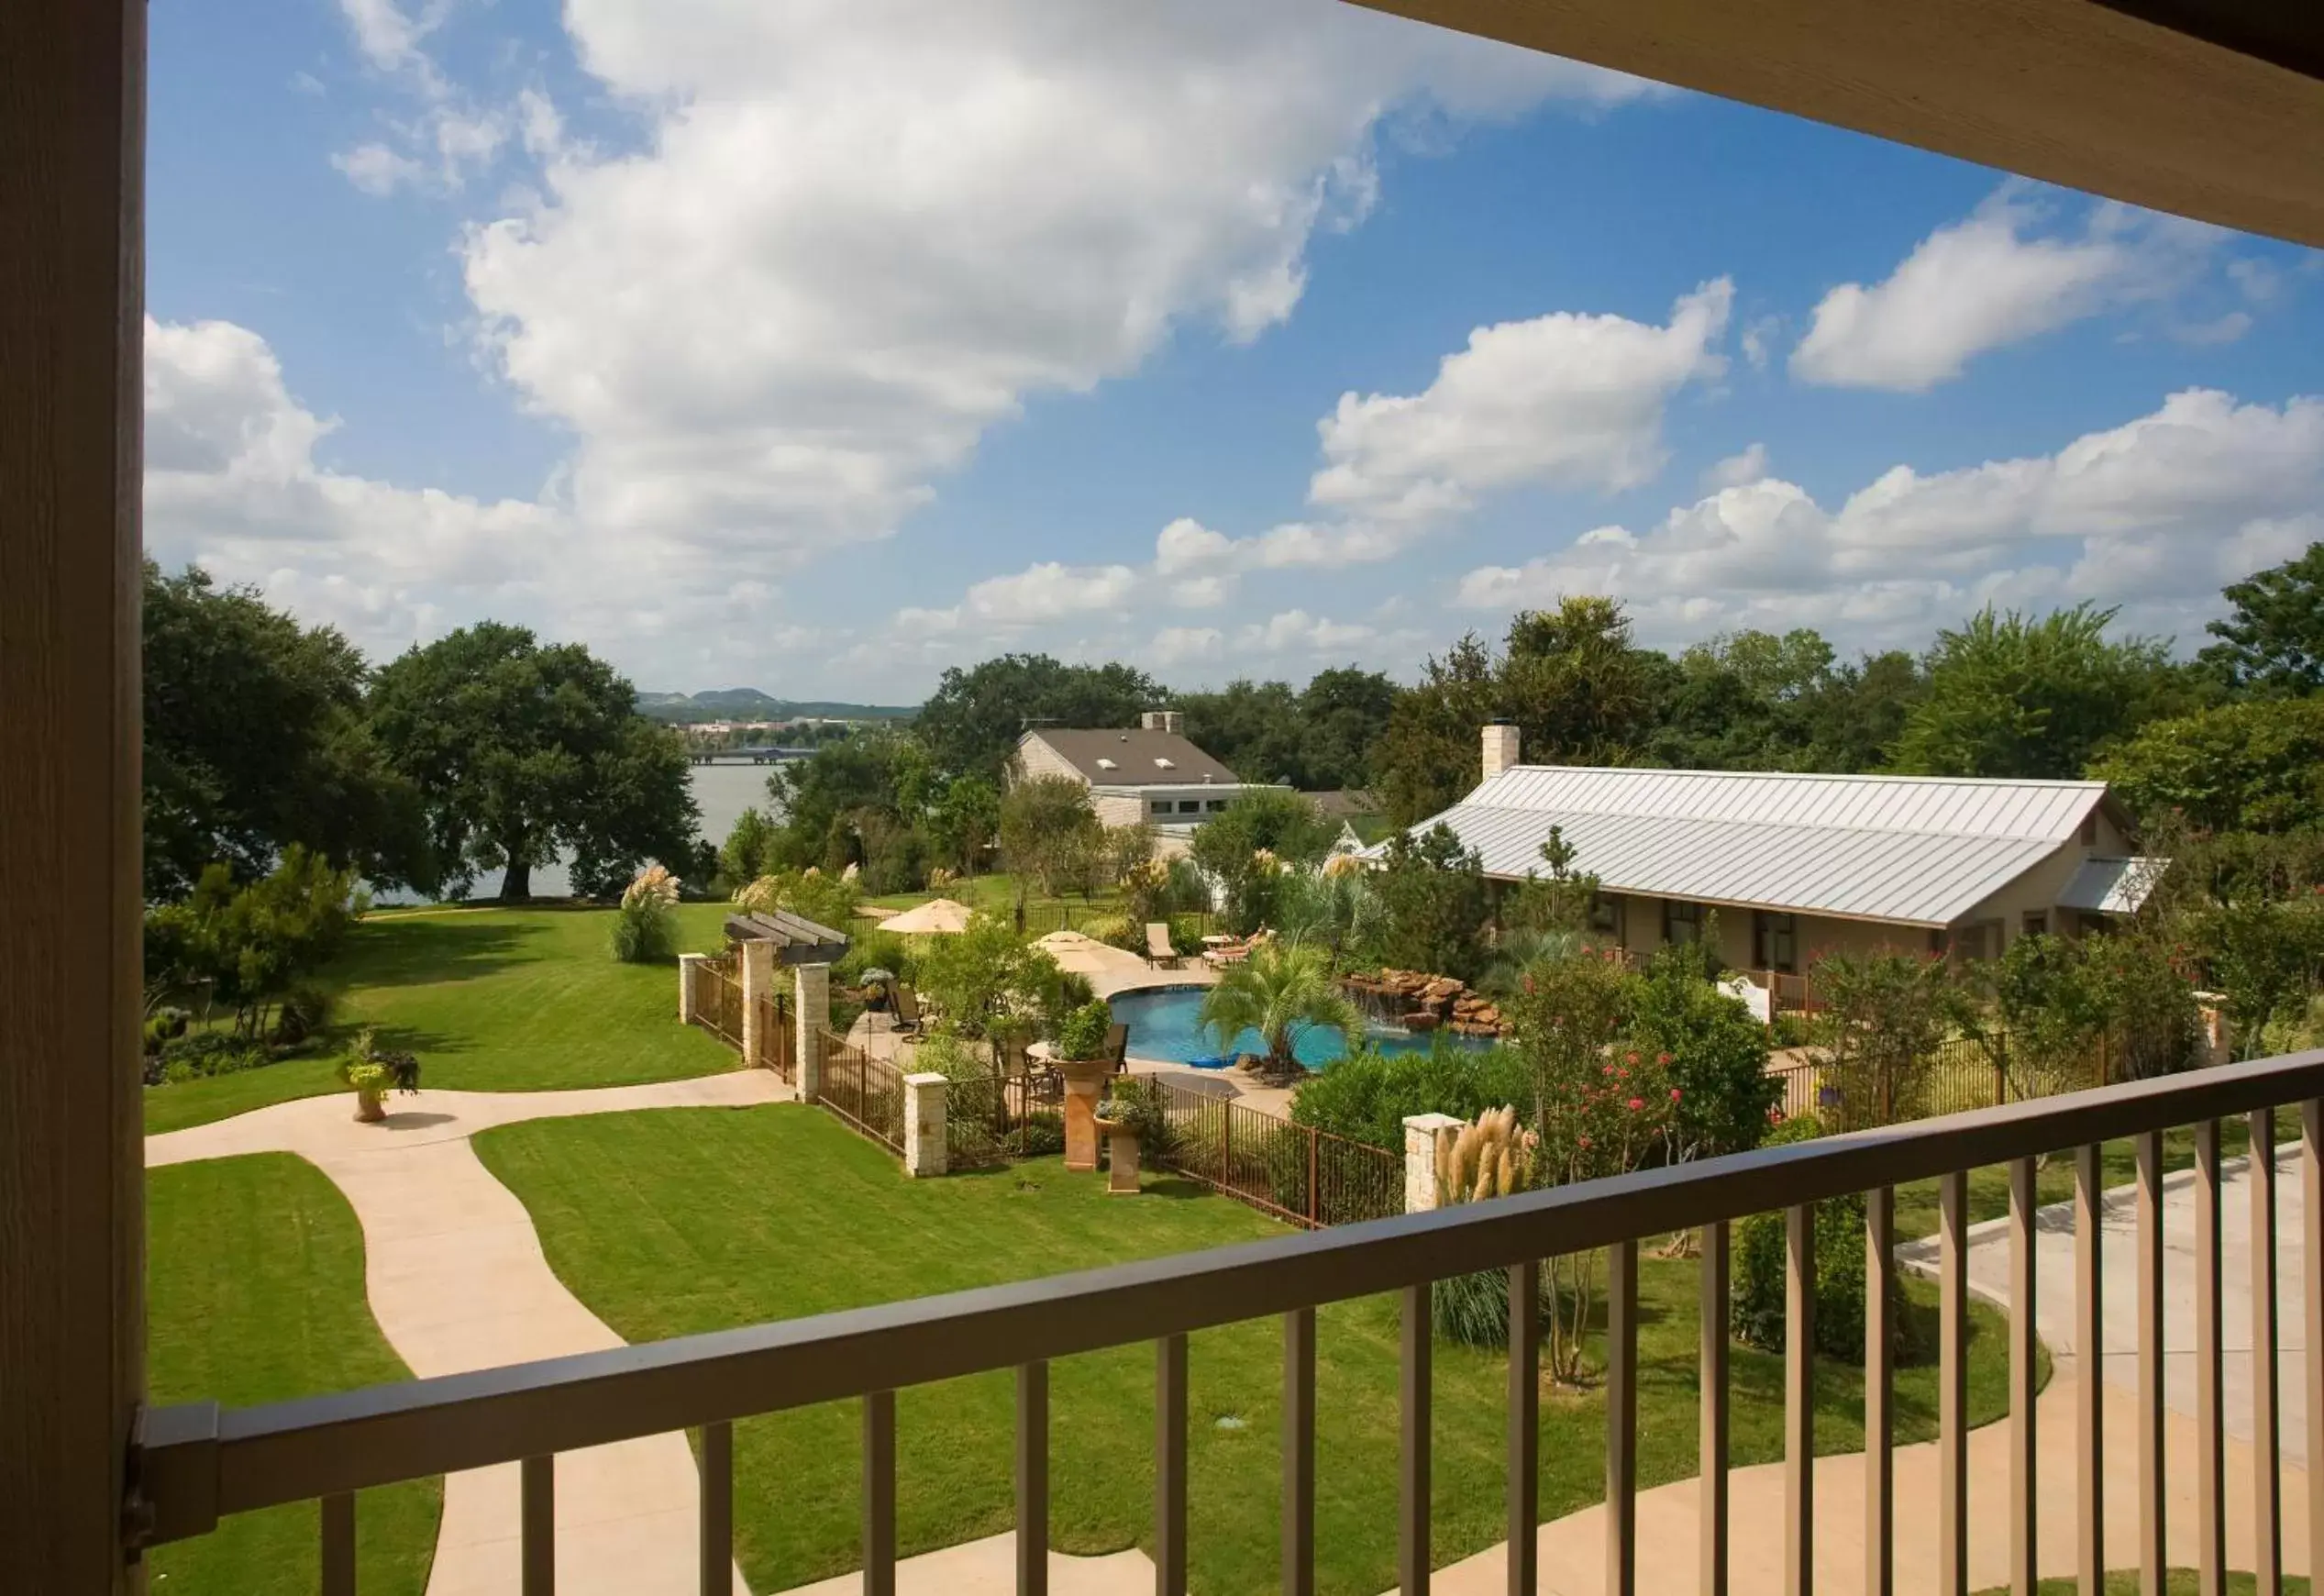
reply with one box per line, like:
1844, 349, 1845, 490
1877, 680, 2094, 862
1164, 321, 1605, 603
1381, 765, 2116, 927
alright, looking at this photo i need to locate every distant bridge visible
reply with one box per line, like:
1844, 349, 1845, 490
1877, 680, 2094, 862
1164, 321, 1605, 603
689, 747, 816, 765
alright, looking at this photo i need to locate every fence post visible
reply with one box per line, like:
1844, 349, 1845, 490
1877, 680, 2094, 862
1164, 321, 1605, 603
677, 952, 706, 1024
1994, 1030, 2009, 1107
902, 1073, 948, 1178
1402, 1114, 1462, 1214
738, 937, 773, 1068
796, 961, 830, 1103
1308, 1127, 1320, 1227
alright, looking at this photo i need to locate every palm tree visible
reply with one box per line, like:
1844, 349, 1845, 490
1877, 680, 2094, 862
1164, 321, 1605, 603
1198, 939, 1363, 1079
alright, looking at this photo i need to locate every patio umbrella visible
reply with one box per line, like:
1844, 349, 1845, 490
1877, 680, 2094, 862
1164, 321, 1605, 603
858, 968, 895, 984
880, 896, 975, 935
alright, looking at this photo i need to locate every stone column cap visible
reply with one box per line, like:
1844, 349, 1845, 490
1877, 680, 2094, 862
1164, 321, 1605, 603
1402, 1112, 1464, 1131
902, 1071, 949, 1088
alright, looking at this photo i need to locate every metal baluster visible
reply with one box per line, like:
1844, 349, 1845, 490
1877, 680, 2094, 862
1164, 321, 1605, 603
701, 1422, 733, 1596
1606, 1238, 1637, 1596
1284, 1307, 1316, 1596
1156, 1336, 1187, 1596
2307, 1103, 2324, 1590
864, 1392, 896, 1596
1509, 1259, 1539, 1596
1940, 1169, 1969, 1596
522, 1455, 554, 1596
2010, 1156, 2038, 1595
2075, 1146, 2104, 1596
321, 1491, 355, 1596
2197, 1120, 2225, 1596
1018, 1362, 1048, 1596
1786, 1203, 1814, 1596
2137, 1130, 2165, 1596
1700, 1221, 1730, 1596
1401, 1281, 1432, 1596
2251, 1109, 2282, 1594
1865, 1187, 1893, 1596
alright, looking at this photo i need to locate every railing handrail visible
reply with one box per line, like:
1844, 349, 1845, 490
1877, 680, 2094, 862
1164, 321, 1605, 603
135, 1047, 2324, 1546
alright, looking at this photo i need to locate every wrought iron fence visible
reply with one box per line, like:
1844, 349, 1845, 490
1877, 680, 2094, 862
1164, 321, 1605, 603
1144, 1079, 1401, 1228
753, 992, 793, 1082
692, 955, 743, 1050
816, 1029, 905, 1155
943, 1062, 1066, 1169
1765, 1029, 2111, 1129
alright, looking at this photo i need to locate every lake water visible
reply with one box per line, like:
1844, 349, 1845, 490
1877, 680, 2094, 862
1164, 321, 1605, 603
375, 760, 781, 904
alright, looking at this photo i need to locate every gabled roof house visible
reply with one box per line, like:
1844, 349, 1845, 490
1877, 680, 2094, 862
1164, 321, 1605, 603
1384, 723, 2163, 973
1013, 711, 1270, 832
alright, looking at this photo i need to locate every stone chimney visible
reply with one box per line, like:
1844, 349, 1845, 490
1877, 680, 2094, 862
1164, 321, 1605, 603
1142, 709, 1184, 735
1482, 720, 1521, 785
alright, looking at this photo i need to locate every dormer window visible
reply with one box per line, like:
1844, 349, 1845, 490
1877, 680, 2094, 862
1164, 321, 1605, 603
1095, 758, 1116, 770
1154, 757, 1175, 770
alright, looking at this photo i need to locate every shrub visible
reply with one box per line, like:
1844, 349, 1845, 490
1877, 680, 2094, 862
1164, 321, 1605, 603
1168, 918, 1206, 958
272, 982, 334, 1047
1627, 948, 1776, 1158
149, 1030, 274, 1085
1081, 914, 1139, 952
1729, 1116, 1903, 1364
1053, 1000, 1114, 1062
612, 865, 681, 964
1289, 1038, 1532, 1151
143, 1007, 191, 1054
836, 929, 915, 990
1102, 1075, 1179, 1163
1002, 1112, 1066, 1158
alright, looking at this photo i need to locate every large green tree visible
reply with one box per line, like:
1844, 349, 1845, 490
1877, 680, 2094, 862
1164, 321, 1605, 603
2200, 541, 2324, 696
142, 562, 430, 899
1888, 604, 2195, 780
1373, 597, 1656, 825
915, 654, 1163, 781
369, 623, 698, 901
2093, 696, 2324, 835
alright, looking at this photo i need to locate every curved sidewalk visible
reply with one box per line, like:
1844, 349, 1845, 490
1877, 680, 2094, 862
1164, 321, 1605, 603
149, 1075, 784, 1596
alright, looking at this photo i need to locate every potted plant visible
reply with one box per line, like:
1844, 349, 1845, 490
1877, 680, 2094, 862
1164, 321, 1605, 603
338, 1027, 422, 1123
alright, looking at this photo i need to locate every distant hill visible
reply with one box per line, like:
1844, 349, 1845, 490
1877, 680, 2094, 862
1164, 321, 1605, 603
636, 688, 920, 724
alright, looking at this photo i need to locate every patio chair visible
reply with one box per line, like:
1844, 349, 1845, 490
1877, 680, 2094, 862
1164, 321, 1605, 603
1103, 1021, 1128, 1075
1145, 922, 1180, 969
892, 983, 924, 1036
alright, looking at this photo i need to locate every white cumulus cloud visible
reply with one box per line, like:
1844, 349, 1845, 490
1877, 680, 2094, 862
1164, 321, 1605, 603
1791, 189, 2219, 392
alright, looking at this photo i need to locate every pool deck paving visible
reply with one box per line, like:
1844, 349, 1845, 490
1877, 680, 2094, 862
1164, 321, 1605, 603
149, 1063, 2319, 1595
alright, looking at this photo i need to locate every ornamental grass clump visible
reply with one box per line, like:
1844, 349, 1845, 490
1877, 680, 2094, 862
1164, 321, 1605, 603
612, 864, 681, 963
1429, 1105, 1549, 1347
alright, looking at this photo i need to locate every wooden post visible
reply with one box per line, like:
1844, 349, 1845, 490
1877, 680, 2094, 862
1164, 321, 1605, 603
0, 1, 148, 1590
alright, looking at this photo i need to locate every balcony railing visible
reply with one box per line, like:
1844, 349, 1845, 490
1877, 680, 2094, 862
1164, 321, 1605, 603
130, 1049, 2324, 1595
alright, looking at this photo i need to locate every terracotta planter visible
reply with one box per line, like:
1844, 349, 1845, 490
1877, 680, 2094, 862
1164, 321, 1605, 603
353, 1086, 386, 1124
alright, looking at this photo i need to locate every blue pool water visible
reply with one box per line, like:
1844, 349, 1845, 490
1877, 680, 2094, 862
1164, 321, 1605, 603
1110, 984, 1499, 1070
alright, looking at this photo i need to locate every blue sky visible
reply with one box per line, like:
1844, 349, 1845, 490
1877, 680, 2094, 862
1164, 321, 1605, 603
145, 0, 2324, 701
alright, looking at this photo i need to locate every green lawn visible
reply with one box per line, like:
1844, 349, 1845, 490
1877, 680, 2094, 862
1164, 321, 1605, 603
143, 903, 740, 1134
480, 1104, 2026, 1596
146, 1154, 439, 1596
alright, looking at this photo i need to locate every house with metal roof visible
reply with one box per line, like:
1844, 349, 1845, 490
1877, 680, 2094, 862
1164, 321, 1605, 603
1383, 723, 2164, 975
1013, 712, 1273, 835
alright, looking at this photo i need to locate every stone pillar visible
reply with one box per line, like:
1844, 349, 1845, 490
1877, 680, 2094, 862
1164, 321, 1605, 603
1058, 1059, 1112, 1172
795, 960, 830, 1103
1403, 1113, 1464, 1214
1481, 720, 1522, 785
677, 952, 707, 1023
738, 937, 774, 1068
902, 1072, 949, 1178
2194, 991, 2233, 1068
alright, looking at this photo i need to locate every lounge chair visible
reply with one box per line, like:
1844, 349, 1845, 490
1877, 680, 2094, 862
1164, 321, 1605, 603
1103, 1021, 1128, 1075
892, 984, 924, 1036
1145, 922, 1179, 969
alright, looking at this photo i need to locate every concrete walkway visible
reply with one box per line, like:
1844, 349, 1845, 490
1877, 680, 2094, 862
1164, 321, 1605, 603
149, 1077, 785, 1596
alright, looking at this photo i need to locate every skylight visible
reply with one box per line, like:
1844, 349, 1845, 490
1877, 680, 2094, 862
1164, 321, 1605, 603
1095, 757, 1116, 770
1154, 757, 1175, 770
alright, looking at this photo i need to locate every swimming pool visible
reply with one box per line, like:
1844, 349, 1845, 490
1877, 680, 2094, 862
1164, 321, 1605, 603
1109, 984, 1500, 1070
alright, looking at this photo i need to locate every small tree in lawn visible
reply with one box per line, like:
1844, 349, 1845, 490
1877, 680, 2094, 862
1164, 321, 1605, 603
1809, 950, 1954, 1129
916, 913, 1067, 1064
1503, 945, 1657, 1382
998, 774, 1101, 912
144, 846, 363, 1040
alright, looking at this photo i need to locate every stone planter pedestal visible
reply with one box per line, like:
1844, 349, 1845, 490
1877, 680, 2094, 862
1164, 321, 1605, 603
1057, 1059, 1113, 1172
1095, 1116, 1141, 1194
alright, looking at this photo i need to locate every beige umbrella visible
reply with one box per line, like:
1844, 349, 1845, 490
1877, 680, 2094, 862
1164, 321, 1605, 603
880, 896, 976, 935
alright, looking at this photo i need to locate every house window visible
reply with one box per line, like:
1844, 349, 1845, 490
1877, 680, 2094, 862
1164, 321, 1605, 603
1753, 911, 1798, 973
1589, 894, 1622, 939
1179, 799, 1200, 814
2023, 911, 2048, 938
1663, 899, 1701, 945
1150, 800, 1172, 816
1204, 799, 1227, 813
